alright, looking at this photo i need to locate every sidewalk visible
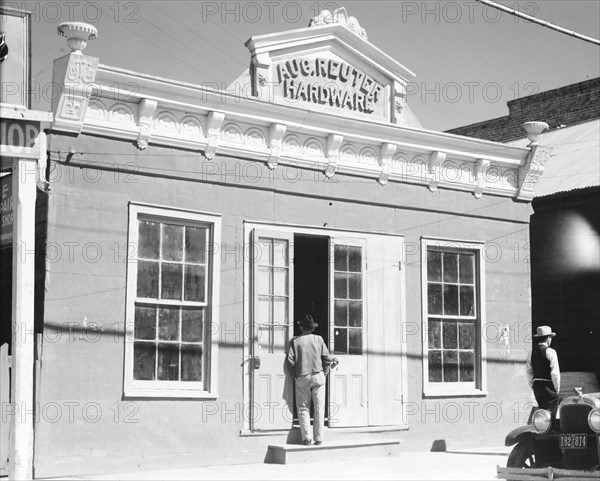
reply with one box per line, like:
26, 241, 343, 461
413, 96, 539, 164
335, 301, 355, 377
47, 448, 511, 481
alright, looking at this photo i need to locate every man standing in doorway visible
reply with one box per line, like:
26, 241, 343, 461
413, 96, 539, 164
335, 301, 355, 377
287, 315, 334, 446
526, 325, 561, 412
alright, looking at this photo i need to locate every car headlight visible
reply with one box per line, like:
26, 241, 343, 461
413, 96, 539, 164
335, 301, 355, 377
532, 409, 552, 434
589, 408, 600, 433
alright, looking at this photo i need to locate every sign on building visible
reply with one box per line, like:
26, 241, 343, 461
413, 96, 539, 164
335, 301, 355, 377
0, 175, 12, 246
0, 7, 31, 108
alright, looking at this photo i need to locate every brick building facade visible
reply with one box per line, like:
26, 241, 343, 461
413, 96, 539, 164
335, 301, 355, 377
446, 78, 600, 142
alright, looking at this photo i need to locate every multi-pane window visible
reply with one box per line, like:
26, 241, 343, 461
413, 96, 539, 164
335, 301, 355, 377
133, 219, 209, 385
255, 237, 290, 354
426, 249, 477, 383
333, 244, 363, 355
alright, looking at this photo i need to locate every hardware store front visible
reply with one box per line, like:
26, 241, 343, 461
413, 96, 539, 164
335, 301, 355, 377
31, 10, 546, 477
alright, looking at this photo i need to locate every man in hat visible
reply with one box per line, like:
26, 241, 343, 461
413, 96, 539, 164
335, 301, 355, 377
287, 314, 334, 445
526, 325, 561, 411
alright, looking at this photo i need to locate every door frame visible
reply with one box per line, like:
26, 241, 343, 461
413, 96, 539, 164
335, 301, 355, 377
242, 220, 407, 432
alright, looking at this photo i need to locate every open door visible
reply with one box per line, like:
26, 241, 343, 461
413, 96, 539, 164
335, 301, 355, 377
328, 237, 368, 427
365, 235, 405, 426
250, 229, 294, 430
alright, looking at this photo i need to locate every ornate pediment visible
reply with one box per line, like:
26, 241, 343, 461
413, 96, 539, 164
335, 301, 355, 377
309, 7, 368, 41
245, 9, 415, 124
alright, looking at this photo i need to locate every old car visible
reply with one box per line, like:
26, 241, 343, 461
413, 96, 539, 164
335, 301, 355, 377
498, 388, 600, 480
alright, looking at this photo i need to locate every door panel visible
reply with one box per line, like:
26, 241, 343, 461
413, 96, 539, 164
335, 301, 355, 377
329, 238, 368, 427
251, 230, 294, 430
366, 235, 404, 426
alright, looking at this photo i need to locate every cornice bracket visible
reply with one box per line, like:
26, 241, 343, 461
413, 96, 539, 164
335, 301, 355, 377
325, 134, 343, 178
473, 158, 491, 199
428, 151, 446, 192
378, 143, 397, 185
136, 99, 158, 150
516, 144, 552, 201
204, 111, 225, 160
267, 123, 287, 170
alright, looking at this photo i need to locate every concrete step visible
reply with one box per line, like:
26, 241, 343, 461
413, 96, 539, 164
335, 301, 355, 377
265, 439, 401, 464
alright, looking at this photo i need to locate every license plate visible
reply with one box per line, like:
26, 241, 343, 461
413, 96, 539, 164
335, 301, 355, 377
560, 434, 587, 449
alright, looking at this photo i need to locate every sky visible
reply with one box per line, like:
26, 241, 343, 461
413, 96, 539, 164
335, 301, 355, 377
15, 0, 600, 131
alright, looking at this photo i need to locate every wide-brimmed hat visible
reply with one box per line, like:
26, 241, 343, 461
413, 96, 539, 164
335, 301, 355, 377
299, 314, 318, 331
533, 325, 556, 338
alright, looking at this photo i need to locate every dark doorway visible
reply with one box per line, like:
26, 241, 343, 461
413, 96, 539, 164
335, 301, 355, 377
293, 234, 329, 342
292, 234, 330, 423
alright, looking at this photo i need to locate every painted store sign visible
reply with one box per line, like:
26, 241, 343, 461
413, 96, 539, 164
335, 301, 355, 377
0, 119, 40, 153
0, 175, 12, 246
276, 57, 384, 114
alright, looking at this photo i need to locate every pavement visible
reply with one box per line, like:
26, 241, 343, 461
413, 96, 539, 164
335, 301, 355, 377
47, 448, 511, 480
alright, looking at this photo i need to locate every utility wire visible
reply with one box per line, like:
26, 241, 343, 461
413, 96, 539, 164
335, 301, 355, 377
147, 1, 244, 79
184, 0, 246, 44
477, 0, 600, 46
95, 3, 222, 83
47, 147, 599, 186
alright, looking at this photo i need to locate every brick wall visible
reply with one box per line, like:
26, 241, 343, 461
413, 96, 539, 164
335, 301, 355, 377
446, 77, 600, 142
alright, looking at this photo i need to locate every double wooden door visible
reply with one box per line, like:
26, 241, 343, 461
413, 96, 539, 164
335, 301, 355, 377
249, 229, 403, 430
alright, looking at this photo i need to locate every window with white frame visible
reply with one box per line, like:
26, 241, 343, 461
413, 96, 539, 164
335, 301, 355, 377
422, 239, 486, 396
124, 204, 220, 398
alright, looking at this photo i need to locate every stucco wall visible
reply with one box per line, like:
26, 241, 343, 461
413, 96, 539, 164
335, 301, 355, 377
34, 132, 535, 476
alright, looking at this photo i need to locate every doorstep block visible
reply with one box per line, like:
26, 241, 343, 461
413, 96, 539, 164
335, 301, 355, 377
265, 439, 401, 464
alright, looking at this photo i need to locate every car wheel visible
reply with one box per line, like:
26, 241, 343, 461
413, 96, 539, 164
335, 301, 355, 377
507, 443, 536, 468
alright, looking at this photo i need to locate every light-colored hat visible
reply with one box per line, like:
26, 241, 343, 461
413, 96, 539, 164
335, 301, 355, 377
533, 325, 556, 338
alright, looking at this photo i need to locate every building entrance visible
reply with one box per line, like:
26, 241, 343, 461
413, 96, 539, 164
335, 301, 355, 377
292, 234, 330, 423
249, 227, 380, 430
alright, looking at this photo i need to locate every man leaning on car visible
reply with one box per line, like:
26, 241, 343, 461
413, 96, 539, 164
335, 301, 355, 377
526, 325, 561, 412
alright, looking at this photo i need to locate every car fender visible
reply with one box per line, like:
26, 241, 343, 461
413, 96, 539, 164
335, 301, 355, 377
505, 425, 538, 447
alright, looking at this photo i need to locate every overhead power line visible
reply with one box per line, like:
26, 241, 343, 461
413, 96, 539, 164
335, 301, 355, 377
477, 0, 600, 46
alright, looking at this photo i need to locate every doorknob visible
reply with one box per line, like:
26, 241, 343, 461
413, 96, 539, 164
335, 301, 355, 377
241, 355, 261, 368
252, 356, 261, 369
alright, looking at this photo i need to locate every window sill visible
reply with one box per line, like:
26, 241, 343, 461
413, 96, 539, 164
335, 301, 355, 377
423, 386, 487, 398
124, 389, 218, 400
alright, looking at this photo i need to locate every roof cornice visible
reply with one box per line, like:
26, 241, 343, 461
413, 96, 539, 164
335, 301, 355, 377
94, 64, 526, 164
49, 51, 540, 201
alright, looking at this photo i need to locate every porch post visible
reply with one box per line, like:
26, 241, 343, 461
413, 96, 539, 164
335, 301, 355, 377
9, 157, 37, 480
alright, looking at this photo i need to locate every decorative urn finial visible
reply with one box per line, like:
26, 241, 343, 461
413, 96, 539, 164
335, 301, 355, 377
523, 121, 549, 144
57, 22, 97, 54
